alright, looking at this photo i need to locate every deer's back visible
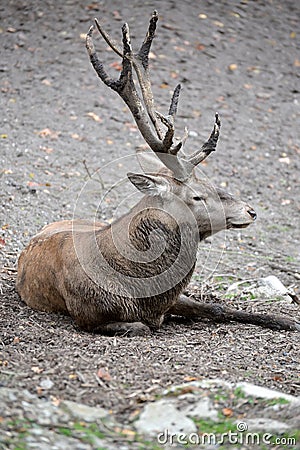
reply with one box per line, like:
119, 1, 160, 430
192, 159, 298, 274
16, 219, 107, 314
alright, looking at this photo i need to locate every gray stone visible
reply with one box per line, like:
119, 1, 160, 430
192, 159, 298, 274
236, 382, 299, 403
245, 418, 291, 433
62, 400, 110, 422
162, 378, 232, 396
198, 378, 233, 389
262, 401, 300, 430
134, 399, 197, 436
182, 397, 219, 422
226, 276, 295, 302
39, 378, 54, 390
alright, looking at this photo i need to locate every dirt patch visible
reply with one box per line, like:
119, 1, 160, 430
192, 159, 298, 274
1, 0, 299, 425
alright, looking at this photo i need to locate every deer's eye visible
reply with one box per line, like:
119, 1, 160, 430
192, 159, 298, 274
193, 196, 205, 202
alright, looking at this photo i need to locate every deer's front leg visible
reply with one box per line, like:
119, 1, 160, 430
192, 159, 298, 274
168, 295, 300, 332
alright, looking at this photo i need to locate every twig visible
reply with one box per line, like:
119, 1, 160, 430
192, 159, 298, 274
76, 370, 86, 383
83, 159, 92, 178
1, 267, 18, 273
94, 373, 109, 390
82, 159, 105, 190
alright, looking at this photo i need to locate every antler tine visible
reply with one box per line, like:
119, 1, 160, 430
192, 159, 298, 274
168, 83, 181, 117
187, 113, 221, 167
138, 10, 158, 68
170, 126, 189, 156
86, 25, 121, 90
155, 111, 174, 150
86, 18, 166, 153
132, 11, 163, 140
94, 18, 123, 58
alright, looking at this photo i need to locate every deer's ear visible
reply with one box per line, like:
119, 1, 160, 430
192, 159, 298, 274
127, 172, 170, 197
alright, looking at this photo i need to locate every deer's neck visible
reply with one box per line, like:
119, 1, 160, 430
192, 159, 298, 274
98, 195, 199, 281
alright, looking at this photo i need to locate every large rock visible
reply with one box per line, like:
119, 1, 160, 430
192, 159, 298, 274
236, 382, 300, 403
182, 397, 219, 422
134, 399, 197, 437
245, 418, 291, 433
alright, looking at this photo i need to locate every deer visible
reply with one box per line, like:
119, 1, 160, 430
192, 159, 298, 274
16, 11, 299, 336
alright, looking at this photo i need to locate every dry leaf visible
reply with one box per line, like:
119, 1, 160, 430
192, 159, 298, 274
86, 112, 102, 123
160, 82, 169, 89
128, 409, 141, 421
97, 368, 111, 381
110, 61, 122, 71
41, 79, 52, 86
198, 13, 207, 19
175, 385, 199, 395
0, 238, 6, 247
247, 66, 260, 74
290, 31, 296, 39
183, 375, 198, 382
222, 407, 233, 417
121, 428, 136, 437
68, 373, 78, 379
294, 59, 300, 67
51, 396, 61, 407
71, 133, 84, 141
230, 11, 241, 18
228, 63, 238, 71
124, 122, 137, 132
36, 386, 43, 395
174, 45, 185, 52
37, 128, 60, 140
213, 20, 224, 27
40, 145, 54, 154
196, 43, 205, 51
113, 10, 122, 21
86, 3, 100, 11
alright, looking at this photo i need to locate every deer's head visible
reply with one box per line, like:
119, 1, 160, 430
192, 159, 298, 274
86, 11, 256, 241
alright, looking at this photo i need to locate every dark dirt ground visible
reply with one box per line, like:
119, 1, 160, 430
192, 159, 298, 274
0, 0, 299, 424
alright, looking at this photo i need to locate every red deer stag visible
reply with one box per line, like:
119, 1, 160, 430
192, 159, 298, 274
16, 12, 299, 335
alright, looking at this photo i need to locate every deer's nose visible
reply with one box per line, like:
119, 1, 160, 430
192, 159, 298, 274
247, 208, 257, 221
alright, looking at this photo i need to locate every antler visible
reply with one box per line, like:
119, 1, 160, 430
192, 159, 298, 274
86, 11, 221, 181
